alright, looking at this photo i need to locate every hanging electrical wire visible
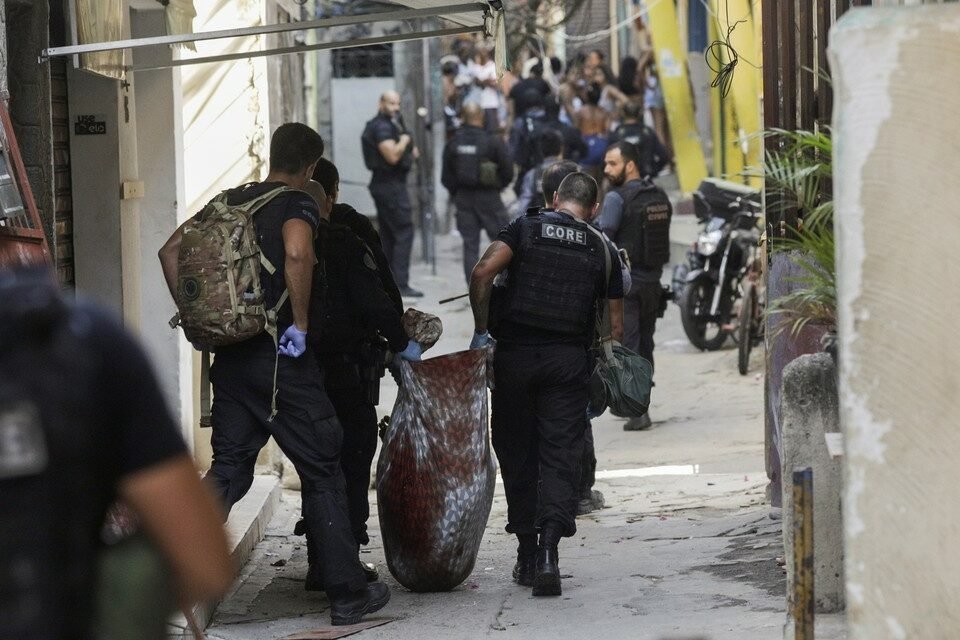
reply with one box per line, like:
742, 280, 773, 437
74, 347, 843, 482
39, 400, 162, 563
704, 1, 744, 98
703, 0, 759, 98
560, 0, 668, 44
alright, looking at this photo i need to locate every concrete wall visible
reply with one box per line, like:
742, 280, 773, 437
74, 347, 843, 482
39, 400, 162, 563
830, 6, 960, 638
131, 7, 193, 440
780, 353, 844, 614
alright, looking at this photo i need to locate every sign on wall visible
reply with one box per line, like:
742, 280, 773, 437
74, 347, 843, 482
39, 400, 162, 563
74, 115, 107, 135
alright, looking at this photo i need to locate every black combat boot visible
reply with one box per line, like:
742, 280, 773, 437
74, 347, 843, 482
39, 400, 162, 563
512, 533, 537, 587
532, 523, 563, 596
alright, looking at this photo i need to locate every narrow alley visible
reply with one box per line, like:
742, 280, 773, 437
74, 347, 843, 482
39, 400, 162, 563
197, 233, 838, 640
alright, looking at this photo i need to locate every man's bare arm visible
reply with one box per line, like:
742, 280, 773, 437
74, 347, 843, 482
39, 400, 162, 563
119, 456, 233, 603
378, 135, 411, 166
607, 297, 625, 343
469, 240, 513, 333
158, 220, 191, 302
281, 218, 316, 331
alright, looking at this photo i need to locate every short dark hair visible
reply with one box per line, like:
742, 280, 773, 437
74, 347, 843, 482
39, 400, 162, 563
540, 128, 564, 158
312, 157, 339, 196
269, 123, 325, 174
550, 56, 562, 75
608, 140, 641, 170
622, 100, 643, 121
530, 59, 544, 76
541, 160, 580, 204
556, 172, 598, 210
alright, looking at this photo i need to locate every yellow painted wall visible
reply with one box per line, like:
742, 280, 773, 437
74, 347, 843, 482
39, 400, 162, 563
646, 0, 708, 193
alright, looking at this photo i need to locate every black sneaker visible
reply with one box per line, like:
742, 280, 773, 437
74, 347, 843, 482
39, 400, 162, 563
399, 286, 424, 298
330, 581, 391, 626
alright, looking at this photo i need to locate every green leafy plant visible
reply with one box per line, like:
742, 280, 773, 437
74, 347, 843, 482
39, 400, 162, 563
754, 127, 836, 337
765, 224, 836, 336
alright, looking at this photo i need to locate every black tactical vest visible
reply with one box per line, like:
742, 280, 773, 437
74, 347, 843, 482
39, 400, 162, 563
614, 180, 672, 270
501, 210, 606, 336
0, 271, 109, 639
452, 127, 483, 188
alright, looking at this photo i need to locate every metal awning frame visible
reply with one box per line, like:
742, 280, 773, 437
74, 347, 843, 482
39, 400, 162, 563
40, 1, 501, 71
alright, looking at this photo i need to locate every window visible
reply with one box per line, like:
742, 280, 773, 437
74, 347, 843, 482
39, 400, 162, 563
332, 44, 394, 78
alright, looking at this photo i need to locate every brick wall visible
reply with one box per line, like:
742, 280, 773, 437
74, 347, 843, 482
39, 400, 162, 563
5, 1, 55, 260
0, 3, 7, 102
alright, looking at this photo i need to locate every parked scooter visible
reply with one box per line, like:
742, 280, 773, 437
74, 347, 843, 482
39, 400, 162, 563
674, 179, 761, 351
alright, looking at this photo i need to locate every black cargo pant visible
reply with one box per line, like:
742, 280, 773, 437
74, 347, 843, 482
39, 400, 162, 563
578, 419, 597, 498
453, 190, 508, 283
491, 342, 591, 538
320, 355, 379, 547
623, 277, 663, 369
369, 178, 414, 289
207, 336, 365, 596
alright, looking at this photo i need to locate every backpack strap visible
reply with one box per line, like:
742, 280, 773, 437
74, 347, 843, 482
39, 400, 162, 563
224, 184, 294, 422
583, 223, 618, 363
199, 350, 212, 428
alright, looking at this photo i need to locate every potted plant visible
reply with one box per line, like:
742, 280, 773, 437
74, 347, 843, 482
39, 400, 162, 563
755, 127, 837, 358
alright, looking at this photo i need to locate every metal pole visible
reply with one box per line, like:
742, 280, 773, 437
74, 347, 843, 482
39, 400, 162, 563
792, 467, 815, 640
419, 28, 437, 275
42, 3, 488, 60
131, 25, 482, 72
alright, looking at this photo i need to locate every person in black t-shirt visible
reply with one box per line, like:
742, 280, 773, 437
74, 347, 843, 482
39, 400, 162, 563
607, 101, 670, 179
293, 166, 419, 589
0, 267, 232, 640
159, 123, 392, 625
508, 59, 553, 121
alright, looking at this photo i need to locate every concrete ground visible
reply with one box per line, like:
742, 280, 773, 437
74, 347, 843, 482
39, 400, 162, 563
203, 227, 846, 640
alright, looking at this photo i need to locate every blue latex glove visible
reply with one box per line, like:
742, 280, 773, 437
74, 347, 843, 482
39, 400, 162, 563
397, 340, 423, 362
470, 330, 492, 350
277, 325, 308, 358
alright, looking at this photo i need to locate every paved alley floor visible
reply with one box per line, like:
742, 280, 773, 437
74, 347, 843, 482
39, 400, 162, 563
203, 231, 845, 640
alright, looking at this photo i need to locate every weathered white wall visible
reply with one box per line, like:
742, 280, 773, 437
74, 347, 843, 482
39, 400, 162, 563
830, 5, 960, 638
131, 7, 193, 443
181, 0, 270, 214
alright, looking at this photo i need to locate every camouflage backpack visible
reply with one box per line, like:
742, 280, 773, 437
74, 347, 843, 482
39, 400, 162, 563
169, 185, 290, 350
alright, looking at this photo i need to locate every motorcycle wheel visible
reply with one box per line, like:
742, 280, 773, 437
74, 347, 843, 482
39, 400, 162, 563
737, 282, 757, 375
679, 280, 730, 351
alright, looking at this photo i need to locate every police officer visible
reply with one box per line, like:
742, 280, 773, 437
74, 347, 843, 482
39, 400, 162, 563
469, 173, 624, 597
0, 268, 233, 638
314, 158, 403, 315
159, 124, 391, 625
597, 141, 673, 431
441, 103, 513, 282
608, 101, 671, 179
362, 91, 423, 298
298, 178, 420, 589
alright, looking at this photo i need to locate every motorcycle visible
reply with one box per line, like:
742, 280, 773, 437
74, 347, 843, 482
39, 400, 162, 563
674, 179, 761, 351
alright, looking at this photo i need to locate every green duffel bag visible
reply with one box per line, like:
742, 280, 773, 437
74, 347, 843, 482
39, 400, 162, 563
592, 340, 653, 418
95, 505, 175, 640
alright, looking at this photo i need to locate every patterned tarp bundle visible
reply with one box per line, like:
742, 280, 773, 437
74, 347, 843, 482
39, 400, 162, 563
376, 349, 496, 592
